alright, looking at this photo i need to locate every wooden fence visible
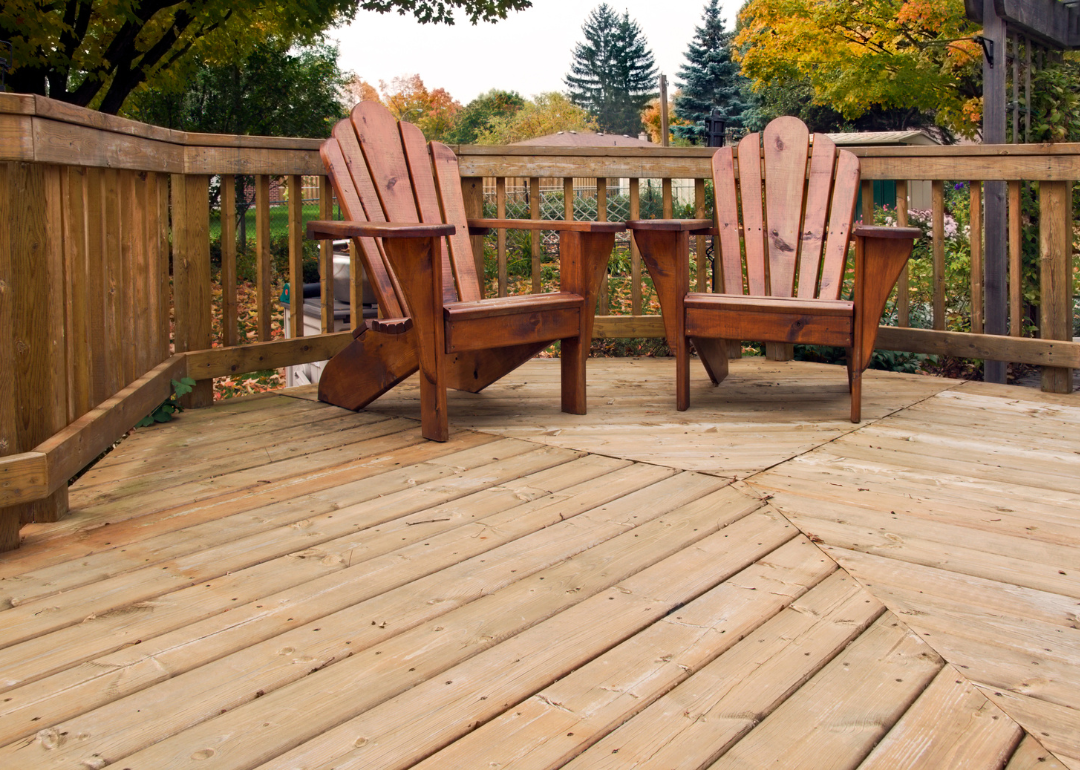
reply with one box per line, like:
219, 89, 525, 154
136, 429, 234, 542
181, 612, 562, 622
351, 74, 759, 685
1, 93, 1077, 550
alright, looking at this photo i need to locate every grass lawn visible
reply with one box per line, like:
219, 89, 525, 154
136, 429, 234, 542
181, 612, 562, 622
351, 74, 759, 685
210, 203, 336, 242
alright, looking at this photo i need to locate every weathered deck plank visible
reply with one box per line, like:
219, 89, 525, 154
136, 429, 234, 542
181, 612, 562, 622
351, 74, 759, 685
0, 357, 1074, 769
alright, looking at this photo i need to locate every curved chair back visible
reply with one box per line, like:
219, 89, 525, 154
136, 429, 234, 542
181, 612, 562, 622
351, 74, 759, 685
712, 116, 860, 301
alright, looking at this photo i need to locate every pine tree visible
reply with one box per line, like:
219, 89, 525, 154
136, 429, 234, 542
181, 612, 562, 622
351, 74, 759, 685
564, 4, 658, 135
673, 0, 747, 144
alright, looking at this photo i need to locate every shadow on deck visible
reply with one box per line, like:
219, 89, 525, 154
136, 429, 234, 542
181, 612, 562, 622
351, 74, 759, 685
0, 357, 1077, 769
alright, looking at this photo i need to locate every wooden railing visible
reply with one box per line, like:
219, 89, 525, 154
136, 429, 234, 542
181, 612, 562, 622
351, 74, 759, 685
1, 93, 1077, 550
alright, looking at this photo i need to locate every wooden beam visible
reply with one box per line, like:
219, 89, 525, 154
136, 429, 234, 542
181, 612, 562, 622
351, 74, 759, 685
1038, 180, 1074, 393
186, 333, 353, 380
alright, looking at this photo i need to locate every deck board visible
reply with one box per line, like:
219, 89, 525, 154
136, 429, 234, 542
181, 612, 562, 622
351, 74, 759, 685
0, 357, 1075, 769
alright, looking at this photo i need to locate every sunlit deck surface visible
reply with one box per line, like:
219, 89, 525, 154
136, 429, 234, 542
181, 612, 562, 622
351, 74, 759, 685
1, 357, 1078, 770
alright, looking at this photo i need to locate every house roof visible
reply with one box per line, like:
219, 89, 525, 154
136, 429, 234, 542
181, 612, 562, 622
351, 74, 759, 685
513, 131, 655, 147
825, 130, 941, 146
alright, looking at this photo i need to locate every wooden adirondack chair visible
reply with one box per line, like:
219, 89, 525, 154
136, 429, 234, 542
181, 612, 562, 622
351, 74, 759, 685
307, 102, 621, 441
628, 116, 921, 422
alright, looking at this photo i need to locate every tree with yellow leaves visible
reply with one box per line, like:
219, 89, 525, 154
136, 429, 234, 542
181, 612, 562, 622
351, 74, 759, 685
736, 0, 983, 137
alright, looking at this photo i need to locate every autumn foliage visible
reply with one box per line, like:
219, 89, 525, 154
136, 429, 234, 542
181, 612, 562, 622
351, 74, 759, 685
736, 0, 983, 137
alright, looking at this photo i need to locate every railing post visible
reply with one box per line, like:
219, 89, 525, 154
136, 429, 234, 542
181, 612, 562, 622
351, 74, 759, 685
171, 173, 213, 408
1, 162, 69, 549
461, 176, 485, 292
1039, 180, 1074, 393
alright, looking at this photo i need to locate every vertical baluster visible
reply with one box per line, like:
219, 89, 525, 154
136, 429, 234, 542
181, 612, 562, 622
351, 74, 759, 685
287, 174, 304, 339
630, 177, 642, 315
597, 177, 608, 314
130, 171, 151, 378
1008, 180, 1022, 337
969, 181, 983, 333
85, 168, 108, 406
102, 168, 123, 394
64, 166, 91, 419
349, 241, 362, 331
529, 177, 541, 295
221, 175, 238, 347
461, 176, 485, 292
42, 163, 69, 488
895, 180, 910, 327
563, 177, 574, 299
158, 174, 171, 362
145, 173, 163, 366
319, 176, 335, 334
120, 170, 138, 385
255, 174, 272, 342
496, 176, 507, 297
932, 180, 945, 331
662, 178, 673, 218
695, 177, 707, 292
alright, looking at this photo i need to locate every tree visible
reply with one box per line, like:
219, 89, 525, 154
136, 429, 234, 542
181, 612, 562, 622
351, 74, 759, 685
475, 92, 597, 144
672, 0, 746, 144
378, 74, 463, 141
1, 0, 531, 115
124, 40, 349, 138
641, 96, 691, 144
443, 89, 525, 144
564, 4, 658, 135
735, 0, 982, 137
343, 77, 382, 107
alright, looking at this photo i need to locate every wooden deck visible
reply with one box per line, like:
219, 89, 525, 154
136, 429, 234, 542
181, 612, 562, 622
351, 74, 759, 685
0, 357, 1077, 770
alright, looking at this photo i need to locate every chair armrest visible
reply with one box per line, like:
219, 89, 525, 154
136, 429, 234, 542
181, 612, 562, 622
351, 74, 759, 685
467, 218, 625, 235
368, 317, 413, 335
853, 225, 922, 240
306, 220, 455, 240
626, 219, 714, 234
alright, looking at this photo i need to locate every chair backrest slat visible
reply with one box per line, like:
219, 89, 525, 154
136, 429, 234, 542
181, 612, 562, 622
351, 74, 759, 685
321, 136, 405, 319
796, 133, 838, 299
712, 117, 860, 302
353, 103, 420, 226
737, 133, 767, 295
430, 142, 482, 302
762, 117, 809, 298
818, 151, 860, 300
400, 121, 459, 303
711, 147, 744, 295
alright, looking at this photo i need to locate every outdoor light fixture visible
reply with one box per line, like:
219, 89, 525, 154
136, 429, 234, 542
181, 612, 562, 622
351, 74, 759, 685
705, 109, 727, 147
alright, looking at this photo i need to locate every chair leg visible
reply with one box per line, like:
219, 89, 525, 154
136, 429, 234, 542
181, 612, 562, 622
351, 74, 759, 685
561, 334, 587, 415
559, 229, 617, 416
850, 371, 862, 423
381, 237, 448, 442
847, 346, 862, 423
676, 334, 691, 411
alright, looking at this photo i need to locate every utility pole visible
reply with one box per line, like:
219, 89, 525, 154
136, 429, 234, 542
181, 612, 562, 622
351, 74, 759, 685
659, 74, 669, 147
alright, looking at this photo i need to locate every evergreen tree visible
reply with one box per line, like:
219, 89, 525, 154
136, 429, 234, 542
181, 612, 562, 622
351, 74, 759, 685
673, 0, 746, 144
564, 4, 658, 135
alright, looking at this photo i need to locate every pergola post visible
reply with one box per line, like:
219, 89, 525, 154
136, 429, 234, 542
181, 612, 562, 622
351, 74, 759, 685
982, 0, 1009, 384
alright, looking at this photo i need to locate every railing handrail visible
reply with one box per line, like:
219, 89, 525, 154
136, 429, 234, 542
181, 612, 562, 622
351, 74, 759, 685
5, 93, 1080, 180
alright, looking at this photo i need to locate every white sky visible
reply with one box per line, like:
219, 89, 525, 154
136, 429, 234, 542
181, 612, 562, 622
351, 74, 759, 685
330, 0, 746, 105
